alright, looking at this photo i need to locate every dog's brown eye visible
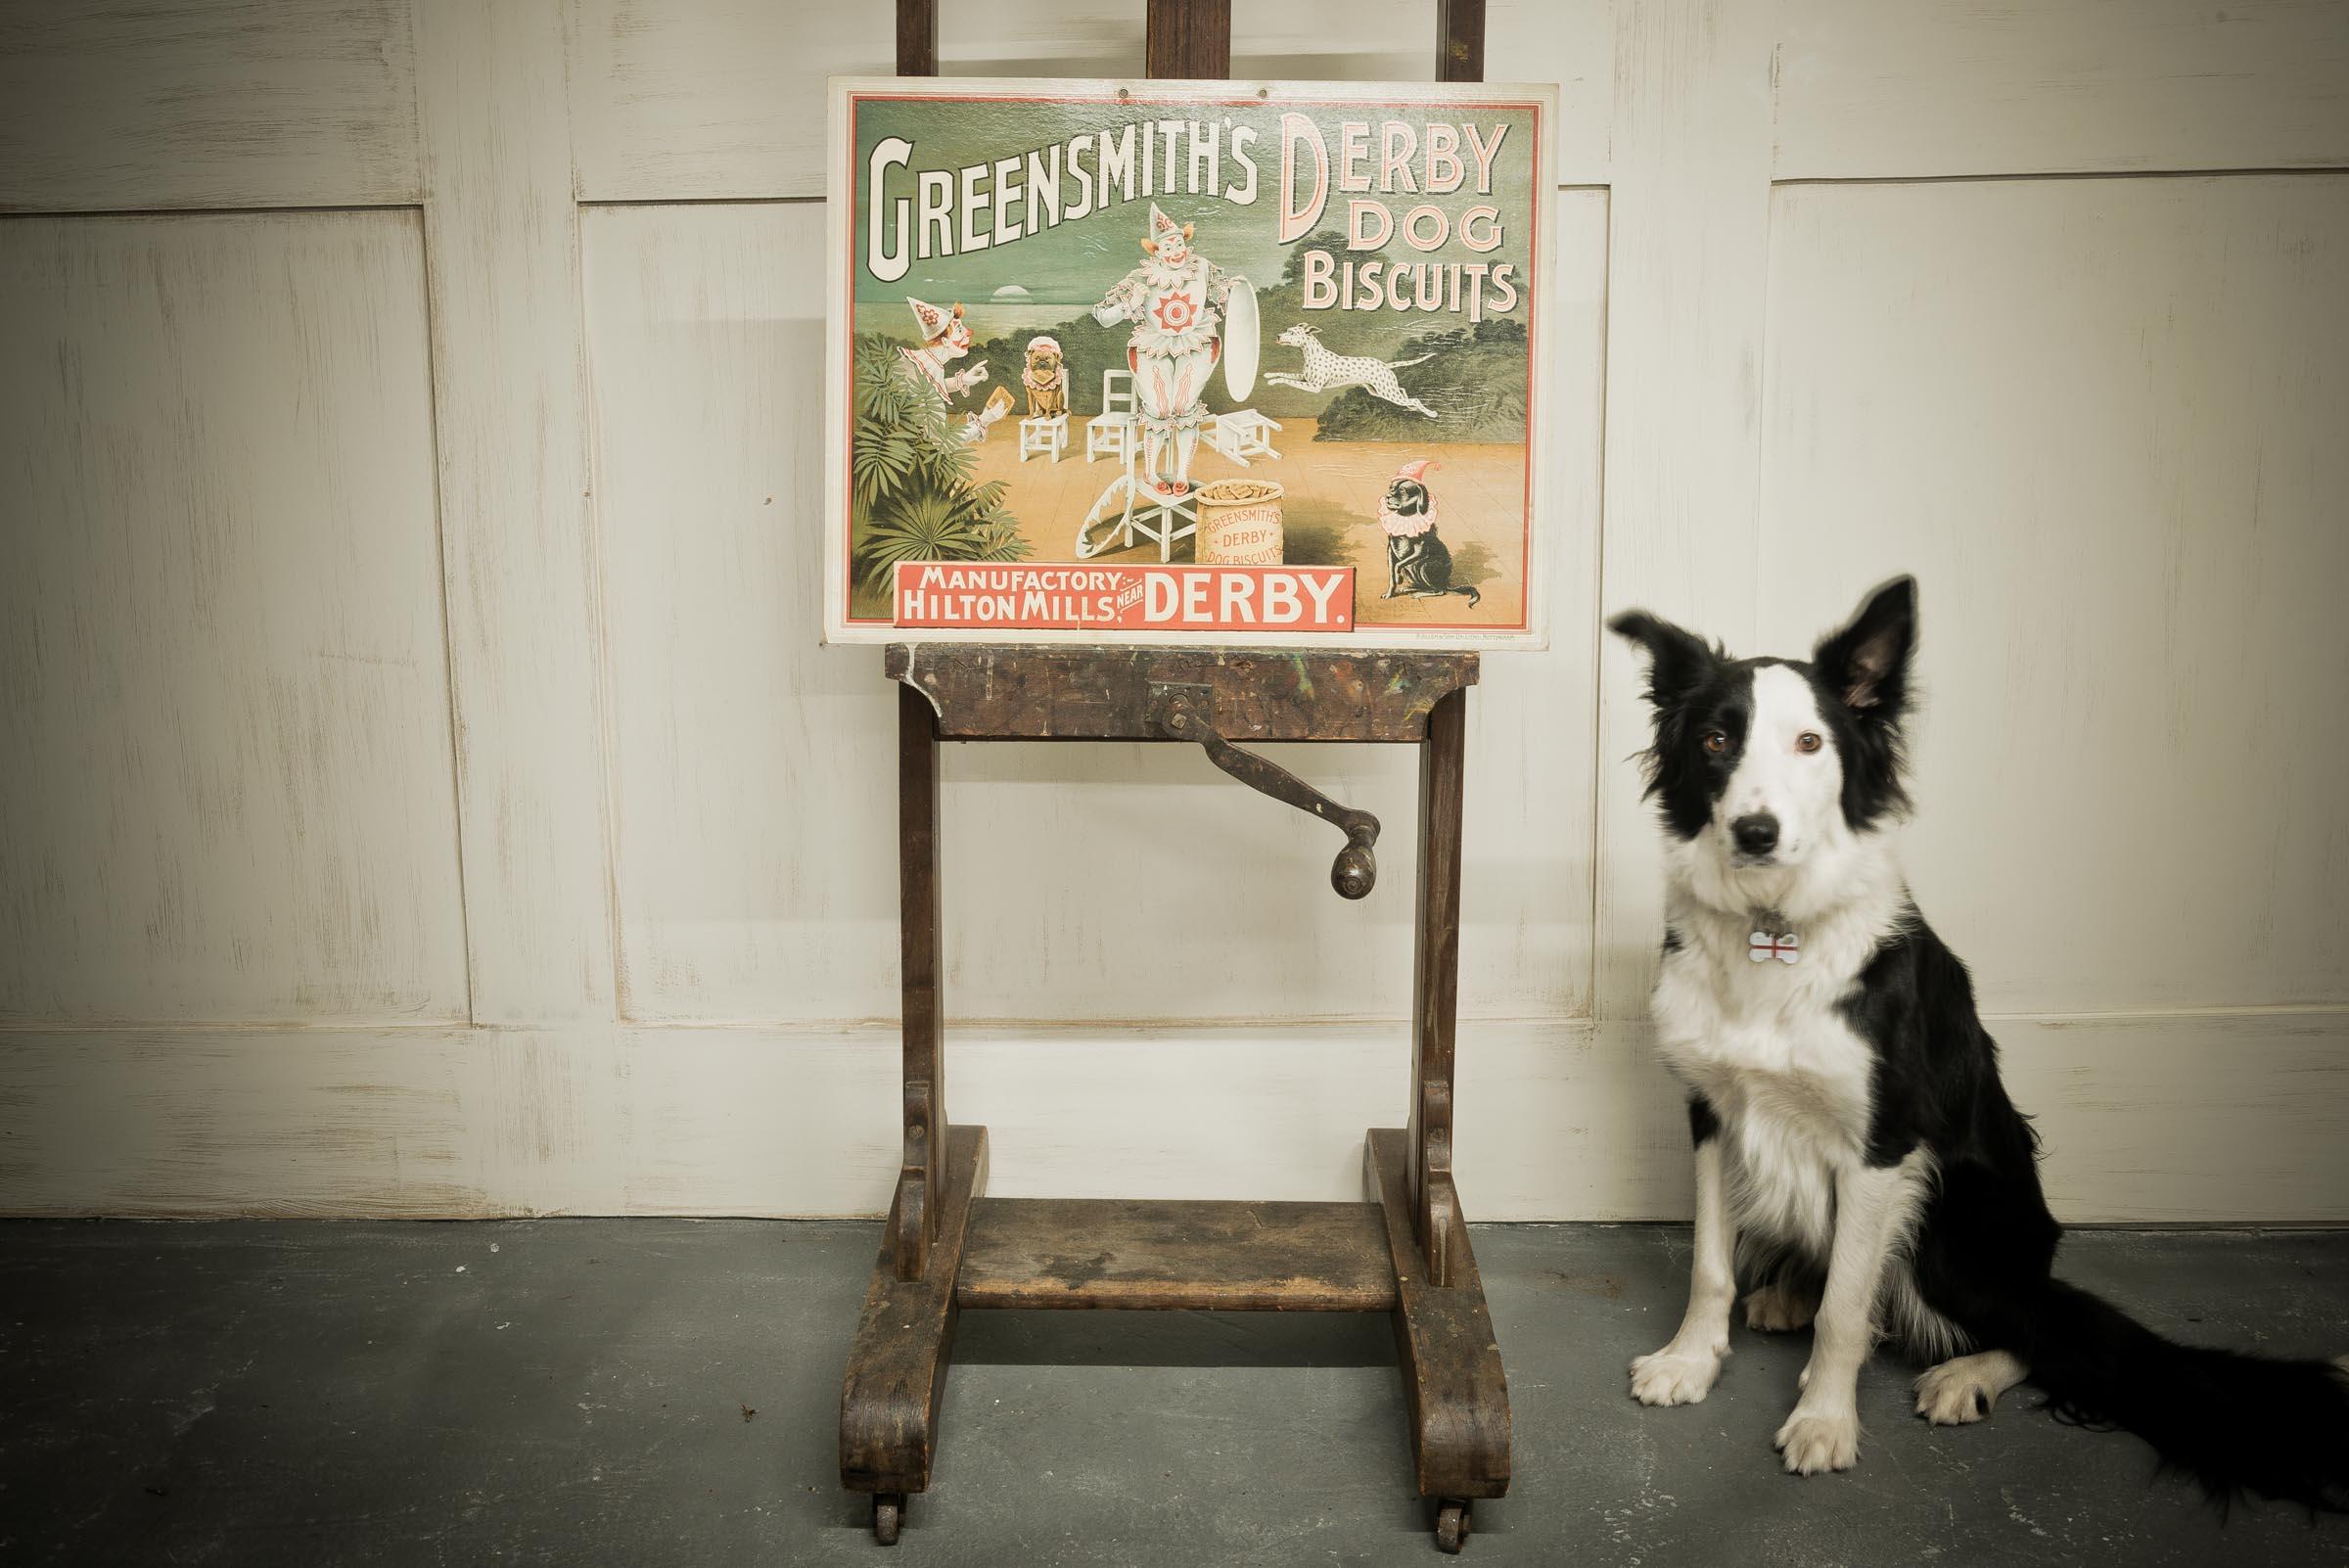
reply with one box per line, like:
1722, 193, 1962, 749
1702, 731, 1727, 755
1796, 731, 1823, 754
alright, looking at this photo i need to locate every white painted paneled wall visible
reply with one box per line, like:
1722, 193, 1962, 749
2, 0, 2345, 1221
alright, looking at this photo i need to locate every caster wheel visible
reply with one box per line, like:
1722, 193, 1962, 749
1434, 1499, 1470, 1554
872, 1494, 903, 1545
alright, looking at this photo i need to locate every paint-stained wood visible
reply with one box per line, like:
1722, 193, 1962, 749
840, 1123, 988, 1495
416, 0, 616, 1024
958, 1198, 1398, 1311
0, 0, 420, 211
1366, 1128, 1510, 1499
1775, 0, 2349, 179
890, 645, 1477, 743
1759, 174, 2349, 1015
0, 213, 465, 1024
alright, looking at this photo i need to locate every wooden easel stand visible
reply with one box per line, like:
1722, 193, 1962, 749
840, 3, 1510, 1554
837, 649, 1511, 1552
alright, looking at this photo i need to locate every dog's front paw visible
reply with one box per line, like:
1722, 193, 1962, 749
1773, 1407, 1860, 1474
1630, 1349, 1722, 1407
1743, 1281, 1818, 1333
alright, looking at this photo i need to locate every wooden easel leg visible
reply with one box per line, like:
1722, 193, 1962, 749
1145, 0, 1230, 78
1369, 685, 1508, 1547
1366, 1129, 1510, 1535
895, 0, 935, 76
838, 683, 982, 1545
895, 683, 944, 1281
1410, 687, 1467, 1288
1436, 0, 1488, 83
840, 1126, 990, 1531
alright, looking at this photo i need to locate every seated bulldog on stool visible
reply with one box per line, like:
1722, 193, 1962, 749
1089, 204, 1244, 497
1022, 336, 1070, 421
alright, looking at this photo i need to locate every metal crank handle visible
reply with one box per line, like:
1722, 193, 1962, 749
1159, 696, 1382, 899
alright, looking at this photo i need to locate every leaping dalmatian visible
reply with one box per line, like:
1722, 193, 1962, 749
1264, 322, 1442, 419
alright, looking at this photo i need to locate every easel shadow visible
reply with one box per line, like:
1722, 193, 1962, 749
953, 1308, 1397, 1368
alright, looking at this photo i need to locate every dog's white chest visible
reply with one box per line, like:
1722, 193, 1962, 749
1652, 932, 1880, 1253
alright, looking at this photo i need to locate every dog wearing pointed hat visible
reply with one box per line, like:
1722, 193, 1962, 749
898, 297, 988, 404
1379, 459, 1480, 608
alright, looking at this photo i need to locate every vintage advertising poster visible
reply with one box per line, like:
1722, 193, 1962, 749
823, 78, 1555, 648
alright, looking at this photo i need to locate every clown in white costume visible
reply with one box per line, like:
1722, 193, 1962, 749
898, 298, 989, 405
1090, 205, 1242, 496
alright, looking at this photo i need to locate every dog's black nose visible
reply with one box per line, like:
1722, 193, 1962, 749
1732, 813, 1779, 856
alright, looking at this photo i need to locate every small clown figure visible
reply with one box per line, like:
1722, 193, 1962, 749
898, 298, 988, 403
1090, 204, 1241, 496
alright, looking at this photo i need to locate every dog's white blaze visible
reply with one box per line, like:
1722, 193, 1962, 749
1720, 665, 1843, 866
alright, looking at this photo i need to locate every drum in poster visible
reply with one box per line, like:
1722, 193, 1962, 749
1221, 276, 1259, 401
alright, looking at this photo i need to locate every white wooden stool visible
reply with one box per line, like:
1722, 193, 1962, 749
1018, 414, 1068, 463
1085, 369, 1139, 463
1206, 409, 1283, 465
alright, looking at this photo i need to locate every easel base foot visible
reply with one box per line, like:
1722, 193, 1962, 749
838, 1125, 990, 1524
1366, 1128, 1513, 1516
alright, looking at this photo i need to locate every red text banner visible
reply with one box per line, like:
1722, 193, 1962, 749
893, 563, 1357, 633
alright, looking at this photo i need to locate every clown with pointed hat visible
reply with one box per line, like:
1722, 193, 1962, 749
898, 296, 988, 405
1087, 203, 1252, 497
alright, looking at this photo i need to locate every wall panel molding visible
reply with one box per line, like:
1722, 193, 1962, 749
1774, 0, 2349, 180
0, 0, 421, 212
1757, 172, 2349, 1017
415, 0, 618, 1023
0, 210, 467, 1025
3, 1011, 2342, 1222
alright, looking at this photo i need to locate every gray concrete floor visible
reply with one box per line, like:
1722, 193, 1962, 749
1, 1221, 2345, 1567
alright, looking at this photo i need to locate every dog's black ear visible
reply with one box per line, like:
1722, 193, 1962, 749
1814, 576, 1916, 719
1608, 610, 1719, 710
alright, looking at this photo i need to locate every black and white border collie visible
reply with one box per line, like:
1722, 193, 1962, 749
1609, 576, 2349, 1506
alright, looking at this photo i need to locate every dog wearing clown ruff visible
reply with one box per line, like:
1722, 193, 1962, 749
1378, 459, 1480, 608
1022, 336, 1070, 421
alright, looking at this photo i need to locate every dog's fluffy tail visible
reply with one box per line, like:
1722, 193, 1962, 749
1389, 352, 1437, 369
2004, 1277, 2349, 1510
